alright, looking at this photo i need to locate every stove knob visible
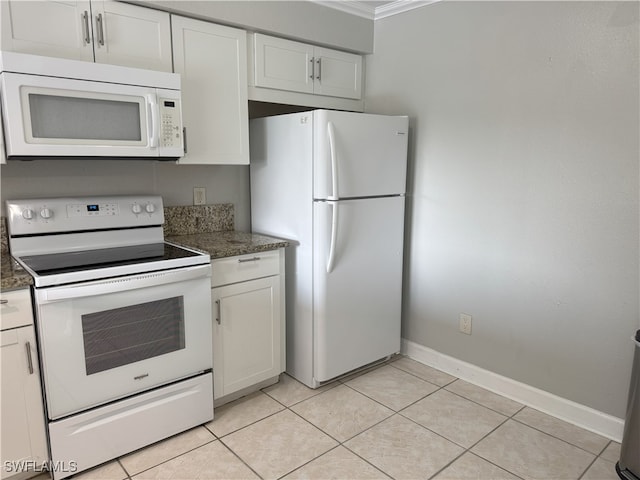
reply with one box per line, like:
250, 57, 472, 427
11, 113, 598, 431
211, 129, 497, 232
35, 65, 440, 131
132, 204, 142, 214
40, 208, 53, 219
145, 203, 156, 214
22, 209, 34, 220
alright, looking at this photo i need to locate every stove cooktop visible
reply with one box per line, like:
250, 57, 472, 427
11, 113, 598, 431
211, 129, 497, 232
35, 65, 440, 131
14, 242, 209, 288
20, 243, 201, 276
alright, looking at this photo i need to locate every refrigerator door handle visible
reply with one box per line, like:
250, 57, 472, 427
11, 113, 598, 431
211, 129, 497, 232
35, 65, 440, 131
327, 200, 339, 273
327, 121, 339, 201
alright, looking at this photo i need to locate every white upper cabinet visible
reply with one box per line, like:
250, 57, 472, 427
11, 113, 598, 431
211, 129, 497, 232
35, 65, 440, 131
172, 16, 249, 165
90, 1, 172, 71
253, 33, 362, 100
1, 0, 94, 62
0, 0, 172, 71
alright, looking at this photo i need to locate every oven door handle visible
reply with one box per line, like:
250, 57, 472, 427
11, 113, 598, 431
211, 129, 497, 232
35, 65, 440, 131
39, 265, 211, 303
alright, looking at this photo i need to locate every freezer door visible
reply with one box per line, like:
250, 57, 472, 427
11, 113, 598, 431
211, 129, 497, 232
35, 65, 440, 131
313, 110, 408, 200
313, 196, 404, 383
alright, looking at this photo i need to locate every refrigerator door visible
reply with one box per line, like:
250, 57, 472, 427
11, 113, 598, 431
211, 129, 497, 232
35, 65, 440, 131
313, 110, 409, 200
313, 196, 404, 383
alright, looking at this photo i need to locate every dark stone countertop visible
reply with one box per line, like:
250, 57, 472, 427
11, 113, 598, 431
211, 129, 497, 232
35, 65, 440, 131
166, 231, 290, 259
1, 231, 289, 291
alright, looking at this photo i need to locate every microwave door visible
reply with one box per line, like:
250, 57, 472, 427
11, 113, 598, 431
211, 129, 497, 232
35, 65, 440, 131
1, 72, 162, 158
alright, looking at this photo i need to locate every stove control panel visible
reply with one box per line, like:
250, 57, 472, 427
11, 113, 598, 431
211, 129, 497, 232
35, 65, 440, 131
6, 195, 164, 236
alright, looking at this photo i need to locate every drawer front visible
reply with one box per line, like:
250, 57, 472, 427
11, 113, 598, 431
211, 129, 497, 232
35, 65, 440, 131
1, 288, 33, 331
212, 250, 280, 287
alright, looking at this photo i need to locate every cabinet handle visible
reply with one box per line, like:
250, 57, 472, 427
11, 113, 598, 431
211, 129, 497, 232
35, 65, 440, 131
0, 299, 7, 305
309, 57, 315, 80
81, 11, 91, 45
238, 257, 261, 263
183, 127, 188, 154
215, 299, 221, 324
25, 341, 34, 375
316, 58, 322, 80
96, 13, 105, 46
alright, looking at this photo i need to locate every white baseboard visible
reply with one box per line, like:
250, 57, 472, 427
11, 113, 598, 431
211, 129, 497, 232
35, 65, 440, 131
401, 339, 625, 442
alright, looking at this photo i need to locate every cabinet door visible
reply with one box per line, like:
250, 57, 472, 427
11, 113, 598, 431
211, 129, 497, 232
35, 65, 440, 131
314, 47, 362, 100
172, 16, 249, 165
212, 276, 281, 399
254, 33, 314, 95
91, 0, 172, 71
0, 0, 94, 62
1, 326, 48, 478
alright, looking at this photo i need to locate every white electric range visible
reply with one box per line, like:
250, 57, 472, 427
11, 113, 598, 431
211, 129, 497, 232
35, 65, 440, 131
6, 195, 214, 479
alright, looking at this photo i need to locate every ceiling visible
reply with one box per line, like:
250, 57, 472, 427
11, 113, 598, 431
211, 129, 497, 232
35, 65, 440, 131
312, 0, 438, 20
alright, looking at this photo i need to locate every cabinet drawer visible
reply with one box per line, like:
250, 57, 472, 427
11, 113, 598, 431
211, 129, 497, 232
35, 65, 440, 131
212, 250, 280, 287
1, 288, 33, 331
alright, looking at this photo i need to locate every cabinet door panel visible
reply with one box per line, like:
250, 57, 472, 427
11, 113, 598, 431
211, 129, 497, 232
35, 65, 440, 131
172, 16, 249, 165
92, 0, 172, 71
0, 0, 94, 62
254, 33, 314, 94
1, 326, 48, 478
212, 276, 280, 398
314, 47, 362, 99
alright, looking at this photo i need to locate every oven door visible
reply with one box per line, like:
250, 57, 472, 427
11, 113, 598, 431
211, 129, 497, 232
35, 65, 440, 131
33, 264, 212, 420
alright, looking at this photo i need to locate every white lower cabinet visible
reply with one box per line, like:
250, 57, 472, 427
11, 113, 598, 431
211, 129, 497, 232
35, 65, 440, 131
1, 289, 48, 480
211, 249, 285, 403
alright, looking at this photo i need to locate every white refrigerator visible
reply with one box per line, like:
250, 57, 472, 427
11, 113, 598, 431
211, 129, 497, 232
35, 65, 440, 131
250, 109, 409, 388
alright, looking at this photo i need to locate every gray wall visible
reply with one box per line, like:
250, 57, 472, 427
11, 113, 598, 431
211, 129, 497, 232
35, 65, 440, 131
0, 161, 251, 231
130, 0, 374, 53
365, 1, 639, 418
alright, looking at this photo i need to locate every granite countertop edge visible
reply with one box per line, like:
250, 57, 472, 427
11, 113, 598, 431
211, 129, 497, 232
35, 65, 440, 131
1, 231, 290, 292
166, 231, 290, 260
1, 252, 33, 292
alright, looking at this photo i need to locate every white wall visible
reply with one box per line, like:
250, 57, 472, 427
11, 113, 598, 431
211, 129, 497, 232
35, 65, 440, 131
365, 1, 639, 418
0, 161, 251, 231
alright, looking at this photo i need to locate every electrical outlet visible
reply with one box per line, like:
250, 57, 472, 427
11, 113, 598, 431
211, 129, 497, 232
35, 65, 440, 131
459, 313, 472, 335
193, 187, 206, 206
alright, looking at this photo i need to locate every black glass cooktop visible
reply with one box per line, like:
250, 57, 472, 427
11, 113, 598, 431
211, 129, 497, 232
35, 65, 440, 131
19, 243, 202, 276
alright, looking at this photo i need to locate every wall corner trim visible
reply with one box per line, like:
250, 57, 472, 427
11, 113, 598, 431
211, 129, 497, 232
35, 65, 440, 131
401, 339, 625, 442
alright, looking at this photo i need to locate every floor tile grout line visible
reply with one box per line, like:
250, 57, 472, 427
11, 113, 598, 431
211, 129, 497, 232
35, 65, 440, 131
576, 454, 600, 480
260, 374, 341, 409
116, 458, 132, 480
117, 437, 218, 479
340, 374, 444, 414
419, 398, 527, 480
387, 361, 458, 389
442, 383, 525, 417
509, 415, 606, 457
217, 436, 266, 480
210, 404, 287, 439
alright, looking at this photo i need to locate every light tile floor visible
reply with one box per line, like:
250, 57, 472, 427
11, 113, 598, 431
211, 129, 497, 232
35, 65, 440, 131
45, 356, 623, 480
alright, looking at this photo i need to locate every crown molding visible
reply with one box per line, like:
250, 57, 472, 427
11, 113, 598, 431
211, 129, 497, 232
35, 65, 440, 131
374, 0, 439, 20
310, 1, 376, 19
309, 0, 438, 20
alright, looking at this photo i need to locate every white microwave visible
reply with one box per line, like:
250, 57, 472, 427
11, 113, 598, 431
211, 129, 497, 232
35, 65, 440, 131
0, 52, 184, 160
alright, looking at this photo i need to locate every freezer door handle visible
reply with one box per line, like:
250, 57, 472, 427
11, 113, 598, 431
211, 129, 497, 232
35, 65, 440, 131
327, 200, 339, 273
327, 121, 339, 201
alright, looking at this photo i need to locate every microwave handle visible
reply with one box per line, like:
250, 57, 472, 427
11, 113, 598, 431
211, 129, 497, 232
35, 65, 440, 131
146, 94, 159, 148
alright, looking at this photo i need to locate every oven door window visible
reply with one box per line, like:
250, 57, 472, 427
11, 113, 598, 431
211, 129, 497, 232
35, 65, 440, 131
82, 296, 185, 375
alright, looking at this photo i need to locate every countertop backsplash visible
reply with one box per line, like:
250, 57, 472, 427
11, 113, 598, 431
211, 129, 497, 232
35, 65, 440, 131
1, 217, 8, 255
163, 203, 234, 236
